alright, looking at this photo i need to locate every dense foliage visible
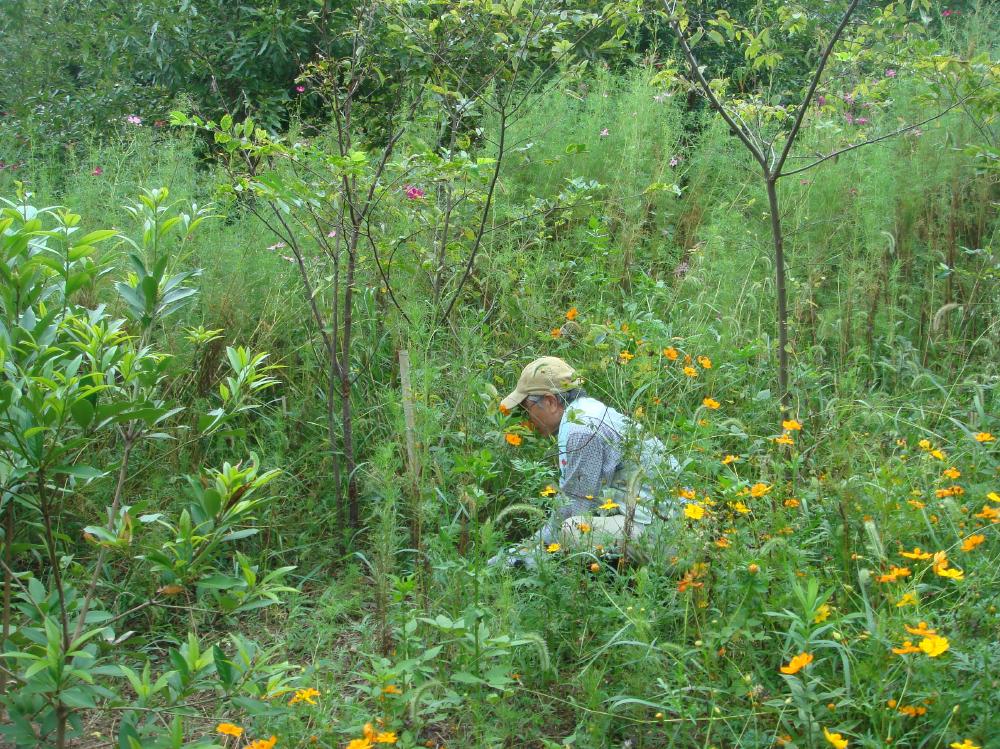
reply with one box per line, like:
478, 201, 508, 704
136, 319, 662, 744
1, 1, 998, 748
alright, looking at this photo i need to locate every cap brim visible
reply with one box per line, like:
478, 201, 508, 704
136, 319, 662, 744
500, 389, 527, 411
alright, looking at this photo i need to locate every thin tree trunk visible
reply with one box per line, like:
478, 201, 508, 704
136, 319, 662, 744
765, 177, 790, 405
1, 500, 12, 696
342, 232, 359, 528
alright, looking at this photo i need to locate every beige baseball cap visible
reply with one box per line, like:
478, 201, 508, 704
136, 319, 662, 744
500, 356, 582, 411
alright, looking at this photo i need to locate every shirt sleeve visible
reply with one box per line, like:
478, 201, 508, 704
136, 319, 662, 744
559, 429, 607, 500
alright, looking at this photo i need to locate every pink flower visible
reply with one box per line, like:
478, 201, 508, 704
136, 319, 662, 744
404, 185, 425, 200
669, 156, 680, 167
942, 9, 957, 16
817, 95, 826, 106
91, 166, 103, 176
326, 229, 337, 238
125, 115, 142, 125
855, 117, 868, 125
844, 113, 854, 125
885, 69, 897, 78
842, 93, 854, 105
599, 128, 609, 138
295, 85, 305, 93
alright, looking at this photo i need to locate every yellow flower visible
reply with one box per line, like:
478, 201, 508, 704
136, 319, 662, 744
678, 487, 696, 500
540, 485, 557, 497
918, 439, 932, 450
715, 537, 731, 548
684, 504, 706, 520
782, 419, 802, 431
895, 592, 918, 607
930, 448, 946, 460
619, 350, 635, 363
683, 365, 698, 378
749, 483, 772, 498
950, 740, 981, 749
904, 621, 936, 636
697, 355, 712, 369
900, 547, 932, 560
988, 492, 1000, 504
703, 397, 720, 409
943, 467, 961, 480
974, 432, 994, 443
907, 499, 926, 509
565, 307, 578, 321
546, 543, 561, 553
823, 727, 848, 749
960, 534, 985, 551
732, 501, 750, 515
919, 633, 949, 657
288, 687, 320, 705
721, 454, 740, 465
774, 433, 795, 446
663, 347, 679, 360
247, 738, 277, 749
217, 723, 243, 738
346, 739, 372, 749
892, 640, 921, 655
877, 566, 911, 583
373, 731, 397, 744
598, 499, 619, 511
814, 603, 831, 623
382, 684, 402, 695
779, 651, 814, 675
577, 522, 591, 533
932, 551, 964, 580
504, 432, 522, 447
784, 499, 800, 508
550, 327, 562, 339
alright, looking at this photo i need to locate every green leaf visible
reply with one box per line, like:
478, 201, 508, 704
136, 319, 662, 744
70, 398, 95, 429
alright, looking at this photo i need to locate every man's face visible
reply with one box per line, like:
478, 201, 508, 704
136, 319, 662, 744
523, 393, 563, 437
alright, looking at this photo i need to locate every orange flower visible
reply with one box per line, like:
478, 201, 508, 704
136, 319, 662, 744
784, 499, 800, 508
678, 487, 697, 500
974, 504, 1000, 521
960, 534, 985, 552
749, 483, 772, 498
774, 433, 795, 446
892, 640, 921, 655
703, 397, 720, 410
550, 327, 562, 339
721, 454, 740, 465
247, 738, 277, 749
565, 307, 578, 321
217, 723, 244, 738
382, 684, 402, 695
974, 432, 995, 442
904, 621, 936, 636
715, 537, 731, 548
931, 551, 964, 580
900, 547, 932, 560
696, 355, 712, 369
779, 652, 814, 675
663, 347, 679, 360
942, 467, 961, 480
504, 433, 522, 446
878, 566, 911, 583
897, 704, 927, 717
782, 419, 802, 431
499, 403, 511, 416
683, 365, 698, 378
619, 350, 635, 363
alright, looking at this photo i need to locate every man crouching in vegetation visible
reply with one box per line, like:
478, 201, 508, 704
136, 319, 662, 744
489, 356, 680, 568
